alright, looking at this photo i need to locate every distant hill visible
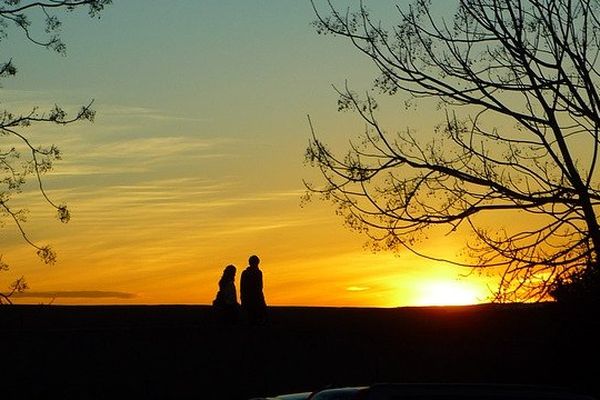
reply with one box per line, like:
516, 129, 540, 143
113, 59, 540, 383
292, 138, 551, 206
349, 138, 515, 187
1, 303, 597, 400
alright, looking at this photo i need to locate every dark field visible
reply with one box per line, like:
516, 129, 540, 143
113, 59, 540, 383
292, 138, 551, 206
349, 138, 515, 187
1, 303, 597, 400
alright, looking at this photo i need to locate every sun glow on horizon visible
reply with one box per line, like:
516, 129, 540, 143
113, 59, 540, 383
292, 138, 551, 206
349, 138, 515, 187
414, 280, 486, 306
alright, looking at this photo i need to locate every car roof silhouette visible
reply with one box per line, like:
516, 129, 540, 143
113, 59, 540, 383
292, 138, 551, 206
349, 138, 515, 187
362, 383, 597, 400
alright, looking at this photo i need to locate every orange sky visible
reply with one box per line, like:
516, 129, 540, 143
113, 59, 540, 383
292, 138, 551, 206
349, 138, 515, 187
2, 1, 500, 307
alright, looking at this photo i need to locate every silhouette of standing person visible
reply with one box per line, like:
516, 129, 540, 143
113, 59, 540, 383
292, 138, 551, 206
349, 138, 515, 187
240, 255, 267, 325
212, 264, 240, 325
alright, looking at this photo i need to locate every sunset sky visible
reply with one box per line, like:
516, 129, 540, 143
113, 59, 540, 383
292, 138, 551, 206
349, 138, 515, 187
1, 1, 495, 307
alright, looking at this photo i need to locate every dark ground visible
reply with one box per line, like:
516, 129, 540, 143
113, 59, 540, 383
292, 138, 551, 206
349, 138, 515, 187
0, 303, 598, 400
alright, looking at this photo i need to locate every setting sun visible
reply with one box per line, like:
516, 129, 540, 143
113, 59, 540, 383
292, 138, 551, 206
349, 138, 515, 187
415, 281, 486, 306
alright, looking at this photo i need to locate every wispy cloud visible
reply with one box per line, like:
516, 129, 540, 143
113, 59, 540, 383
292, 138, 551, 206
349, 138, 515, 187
35, 135, 237, 178
1, 101, 208, 123
0, 88, 52, 100
13, 291, 136, 299
74, 136, 234, 159
97, 104, 210, 123
346, 286, 370, 292
49, 163, 147, 176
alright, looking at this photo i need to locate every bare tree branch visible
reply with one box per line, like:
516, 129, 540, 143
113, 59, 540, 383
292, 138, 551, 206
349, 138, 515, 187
306, 0, 600, 302
1, 0, 110, 303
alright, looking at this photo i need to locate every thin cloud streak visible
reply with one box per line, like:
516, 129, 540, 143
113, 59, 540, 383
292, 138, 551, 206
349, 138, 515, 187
13, 290, 136, 299
346, 286, 370, 292
98, 104, 210, 123
26, 179, 302, 215
72, 136, 235, 159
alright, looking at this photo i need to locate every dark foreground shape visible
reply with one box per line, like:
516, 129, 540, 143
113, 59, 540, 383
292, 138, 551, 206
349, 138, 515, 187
1, 303, 598, 400
254, 383, 598, 400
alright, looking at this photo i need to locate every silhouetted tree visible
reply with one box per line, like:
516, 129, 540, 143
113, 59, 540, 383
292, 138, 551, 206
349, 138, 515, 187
305, 0, 600, 302
0, 276, 27, 304
1, 0, 111, 301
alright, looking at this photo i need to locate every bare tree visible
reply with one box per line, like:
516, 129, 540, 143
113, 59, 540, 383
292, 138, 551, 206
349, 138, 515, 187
1, 0, 111, 301
305, 0, 600, 302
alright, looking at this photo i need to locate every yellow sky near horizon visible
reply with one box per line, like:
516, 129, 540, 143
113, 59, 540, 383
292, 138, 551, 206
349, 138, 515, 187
2, 1, 507, 307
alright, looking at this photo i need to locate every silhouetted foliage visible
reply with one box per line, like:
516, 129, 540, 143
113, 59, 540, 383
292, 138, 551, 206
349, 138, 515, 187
0, 275, 27, 304
550, 265, 600, 306
1, 0, 111, 301
306, 0, 600, 303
